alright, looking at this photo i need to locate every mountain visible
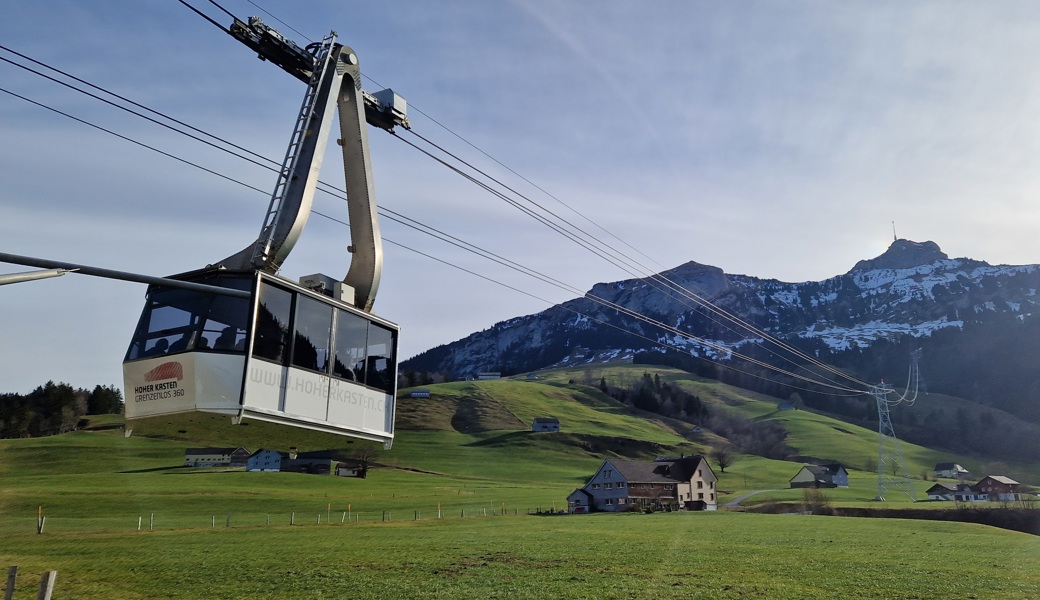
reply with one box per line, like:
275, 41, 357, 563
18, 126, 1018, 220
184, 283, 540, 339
403, 240, 1040, 431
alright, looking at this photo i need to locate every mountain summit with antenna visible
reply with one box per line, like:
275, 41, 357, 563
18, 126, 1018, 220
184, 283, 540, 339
848, 239, 949, 273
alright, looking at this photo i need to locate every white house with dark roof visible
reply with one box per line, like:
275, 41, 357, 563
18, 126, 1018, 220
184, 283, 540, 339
789, 463, 848, 489
934, 462, 970, 479
568, 456, 718, 512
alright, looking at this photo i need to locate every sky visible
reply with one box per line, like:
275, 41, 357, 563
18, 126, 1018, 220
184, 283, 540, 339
2, 1, 1040, 394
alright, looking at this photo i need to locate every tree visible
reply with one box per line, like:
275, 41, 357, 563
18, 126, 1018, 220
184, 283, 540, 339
710, 446, 737, 473
87, 385, 124, 415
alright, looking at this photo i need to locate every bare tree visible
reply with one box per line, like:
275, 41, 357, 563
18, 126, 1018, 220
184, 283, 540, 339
710, 446, 737, 473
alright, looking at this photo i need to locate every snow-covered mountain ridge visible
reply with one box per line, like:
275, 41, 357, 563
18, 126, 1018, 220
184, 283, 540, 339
403, 240, 1040, 422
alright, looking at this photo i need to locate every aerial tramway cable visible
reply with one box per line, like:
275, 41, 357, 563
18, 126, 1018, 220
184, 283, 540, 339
0, 40, 871, 397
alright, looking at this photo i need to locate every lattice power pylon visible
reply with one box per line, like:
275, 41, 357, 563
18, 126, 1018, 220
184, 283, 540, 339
872, 350, 922, 502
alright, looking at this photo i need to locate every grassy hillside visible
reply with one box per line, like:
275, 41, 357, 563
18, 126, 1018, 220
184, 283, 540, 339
1, 370, 1038, 598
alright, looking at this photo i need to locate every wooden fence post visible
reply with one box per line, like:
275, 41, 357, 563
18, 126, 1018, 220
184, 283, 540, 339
5, 566, 17, 600
36, 571, 56, 600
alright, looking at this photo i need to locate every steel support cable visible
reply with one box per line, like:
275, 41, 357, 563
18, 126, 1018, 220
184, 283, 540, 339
175, 0, 229, 33
363, 72, 666, 273
2, 39, 863, 390
398, 129, 871, 390
0, 44, 280, 171
0, 87, 268, 195
390, 132, 654, 280
203, 0, 239, 22
184, 0, 870, 391
402, 130, 872, 388
243, 0, 312, 42
0, 55, 279, 181
284, 211, 864, 397
2, 81, 865, 395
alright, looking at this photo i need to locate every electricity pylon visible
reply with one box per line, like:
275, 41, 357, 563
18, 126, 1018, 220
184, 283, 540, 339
872, 350, 922, 502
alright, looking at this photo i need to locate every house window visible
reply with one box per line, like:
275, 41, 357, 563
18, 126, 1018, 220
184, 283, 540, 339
698, 470, 702, 476
710, 481, 714, 489
698, 493, 703, 499
618, 498, 627, 504
710, 493, 714, 501
665, 484, 673, 490
604, 483, 613, 489
604, 498, 614, 505
617, 482, 625, 488
604, 470, 612, 479
592, 484, 600, 489
697, 481, 703, 489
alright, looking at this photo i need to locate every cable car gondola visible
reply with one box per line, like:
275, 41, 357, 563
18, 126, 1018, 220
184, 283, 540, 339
122, 18, 409, 448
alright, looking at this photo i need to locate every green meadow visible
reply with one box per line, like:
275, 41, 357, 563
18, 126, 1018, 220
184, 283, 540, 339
1, 365, 1038, 598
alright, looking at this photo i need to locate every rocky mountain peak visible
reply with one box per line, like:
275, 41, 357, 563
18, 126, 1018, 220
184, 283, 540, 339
847, 239, 949, 273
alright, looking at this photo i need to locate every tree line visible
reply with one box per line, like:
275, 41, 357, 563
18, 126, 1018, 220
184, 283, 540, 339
0, 381, 123, 438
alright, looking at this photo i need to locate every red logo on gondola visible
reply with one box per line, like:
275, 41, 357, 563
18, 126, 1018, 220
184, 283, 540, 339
145, 362, 183, 382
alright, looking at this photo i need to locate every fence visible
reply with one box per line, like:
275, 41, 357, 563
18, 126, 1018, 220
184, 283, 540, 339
4, 566, 57, 600
10, 502, 564, 536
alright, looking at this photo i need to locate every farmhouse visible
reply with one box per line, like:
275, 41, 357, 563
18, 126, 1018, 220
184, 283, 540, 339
184, 446, 250, 467
568, 455, 718, 513
929, 476, 1023, 503
283, 450, 337, 475
532, 417, 560, 432
926, 482, 968, 501
934, 462, 970, 479
246, 448, 284, 472
789, 463, 848, 489
975, 476, 1023, 502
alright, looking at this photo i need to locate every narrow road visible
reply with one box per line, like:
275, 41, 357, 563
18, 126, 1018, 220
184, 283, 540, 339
724, 490, 775, 508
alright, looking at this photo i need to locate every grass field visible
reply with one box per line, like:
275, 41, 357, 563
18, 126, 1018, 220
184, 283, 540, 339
2, 366, 1039, 597
3, 512, 1039, 599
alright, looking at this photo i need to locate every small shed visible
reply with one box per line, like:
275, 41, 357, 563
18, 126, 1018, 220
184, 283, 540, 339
532, 417, 560, 432
409, 389, 431, 398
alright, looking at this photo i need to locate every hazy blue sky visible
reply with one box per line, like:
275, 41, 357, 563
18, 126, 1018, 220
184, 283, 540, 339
2, 1, 1039, 393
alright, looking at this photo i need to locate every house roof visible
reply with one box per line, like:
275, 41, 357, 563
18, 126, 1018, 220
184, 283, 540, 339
185, 447, 246, 455
982, 475, 1019, 485
533, 417, 559, 424
927, 482, 958, 493
934, 462, 967, 471
568, 488, 594, 502
609, 456, 709, 484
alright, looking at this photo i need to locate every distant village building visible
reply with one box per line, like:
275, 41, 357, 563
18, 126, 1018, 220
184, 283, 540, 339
526, 373, 539, 380
246, 449, 284, 472
789, 463, 849, 489
283, 450, 337, 475
928, 475, 1022, 503
532, 417, 560, 432
184, 447, 250, 468
934, 462, 971, 479
336, 460, 366, 478
568, 456, 718, 513
476, 372, 501, 380
409, 389, 431, 398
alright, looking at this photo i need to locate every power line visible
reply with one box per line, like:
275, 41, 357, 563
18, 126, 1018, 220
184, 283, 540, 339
0, 48, 867, 396
164, 4, 870, 389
